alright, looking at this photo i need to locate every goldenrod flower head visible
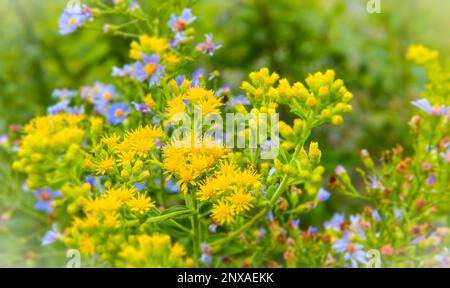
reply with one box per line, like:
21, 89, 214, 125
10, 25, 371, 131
227, 187, 254, 213
128, 194, 155, 215
95, 155, 115, 175
211, 200, 235, 225
406, 45, 439, 65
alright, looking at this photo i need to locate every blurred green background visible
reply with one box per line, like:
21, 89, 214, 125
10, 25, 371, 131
0, 0, 449, 266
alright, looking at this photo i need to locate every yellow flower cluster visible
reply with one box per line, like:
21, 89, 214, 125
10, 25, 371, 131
85, 125, 164, 180
406, 45, 439, 66
163, 133, 225, 194
241, 68, 353, 126
118, 234, 193, 268
13, 114, 93, 189
275, 142, 324, 195
200, 159, 260, 225
166, 86, 223, 121
130, 35, 180, 67
65, 185, 155, 258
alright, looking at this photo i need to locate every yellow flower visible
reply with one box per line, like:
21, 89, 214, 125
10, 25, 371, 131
406, 44, 439, 65
211, 200, 235, 225
101, 133, 121, 146
79, 235, 96, 256
106, 186, 136, 203
170, 242, 186, 258
128, 194, 155, 215
166, 95, 187, 122
197, 178, 219, 201
227, 187, 254, 213
95, 155, 115, 175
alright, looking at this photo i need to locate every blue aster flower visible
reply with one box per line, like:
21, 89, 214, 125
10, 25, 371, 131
135, 54, 165, 87
324, 213, 345, 230
131, 101, 153, 114
307, 226, 318, 234
227, 95, 251, 108
372, 210, 382, 222
112, 64, 134, 77
170, 32, 188, 47
34, 188, 62, 213
52, 89, 77, 99
58, 6, 93, 35
191, 68, 205, 87
47, 100, 70, 115
411, 98, 450, 116
108, 102, 130, 125
196, 34, 222, 56
333, 232, 367, 268
208, 224, 217, 233
168, 8, 196, 32
94, 84, 116, 112
317, 187, 331, 202
41, 224, 59, 246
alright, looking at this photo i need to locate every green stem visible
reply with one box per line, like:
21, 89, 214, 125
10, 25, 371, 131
187, 192, 201, 266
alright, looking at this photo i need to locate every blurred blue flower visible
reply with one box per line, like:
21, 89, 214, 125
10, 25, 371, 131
196, 34, 222, 56
52, 89, 77, 99
324, 213, 345, 230
317, 188, 331, 202
135, 54, 165, 87
34, 188, 62, 213
131, 102, 153, 114
168, 8, 196, 32
58, 6, 93, 35
333, 232, 367, 268
411, 99, 449, 116
108, 103, 130, 125
41, 224, 59, 246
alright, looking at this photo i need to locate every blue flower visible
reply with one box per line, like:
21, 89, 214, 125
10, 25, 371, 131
411, 98, 449, 116
112, 64, 134, 77
41, 224, 59, 246
317, 188, 331, 202
168, 8, 196, 32
372, 210, 382, 222
108, 103, 130, 125
208, 224, 217, 233
434, 248, 449, 268
58, 6, 93, 35
134, 182, 147, 191
170, 32, 188, 47
34, 188, 62, 213
191, 68, 205, 87
47, 100, 70, 115
216, 85, 232, 97
307, 226, 318, 234
52, 89, 77, 99
135, 54, 165, 87
131, 102, 153, 114
94, 84, 116, 112
324, 213, 345, 230
196, 34, 222, 56
333, 232, 367, 268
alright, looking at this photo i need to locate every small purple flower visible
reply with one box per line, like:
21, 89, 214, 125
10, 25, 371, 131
34, 188, 62, 213
108, 103, 130, 125
94, 84, 116, 112
191, 68, 205, 87
170, 32, 188, 47
200, 242, 212, 264
317, 188, 331, 202
47, 100, 70, 115
135, 54, 165, 87
208, 224, 217, 233
324, 213, 345, 230
131, 102, 153, 114
0, 134, 8, 145
333, 232, 367, 268
52, 89, 77, 99
216, 85, 232, 97
266, 210, 274, 222
411, 99, 449, 116
394, 209, 403, 221
134, 182, 147, 191
58, 6, 93, 35
41, 224, 59, 246
196, 34, 222, 56
288, 219, 300, 228
372, 210, 381, 222
307, 226, 318, 234
112, 64, 134, 77
434, 248, 449, 268
335, 165, 347, 175
168, 9, 196, 32
427, 175, 436, 186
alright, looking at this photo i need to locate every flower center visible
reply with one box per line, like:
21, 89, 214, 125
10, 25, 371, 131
115, 109, 124, 118
69, 17, 77, 26
103, 92, 111, 100
144, 63, 157, 76
40, 191, 51, 201
175, 19, 187, 31
346, 243, 355, 254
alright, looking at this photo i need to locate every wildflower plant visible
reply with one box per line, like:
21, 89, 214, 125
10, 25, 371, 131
4, 0, 449, 268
